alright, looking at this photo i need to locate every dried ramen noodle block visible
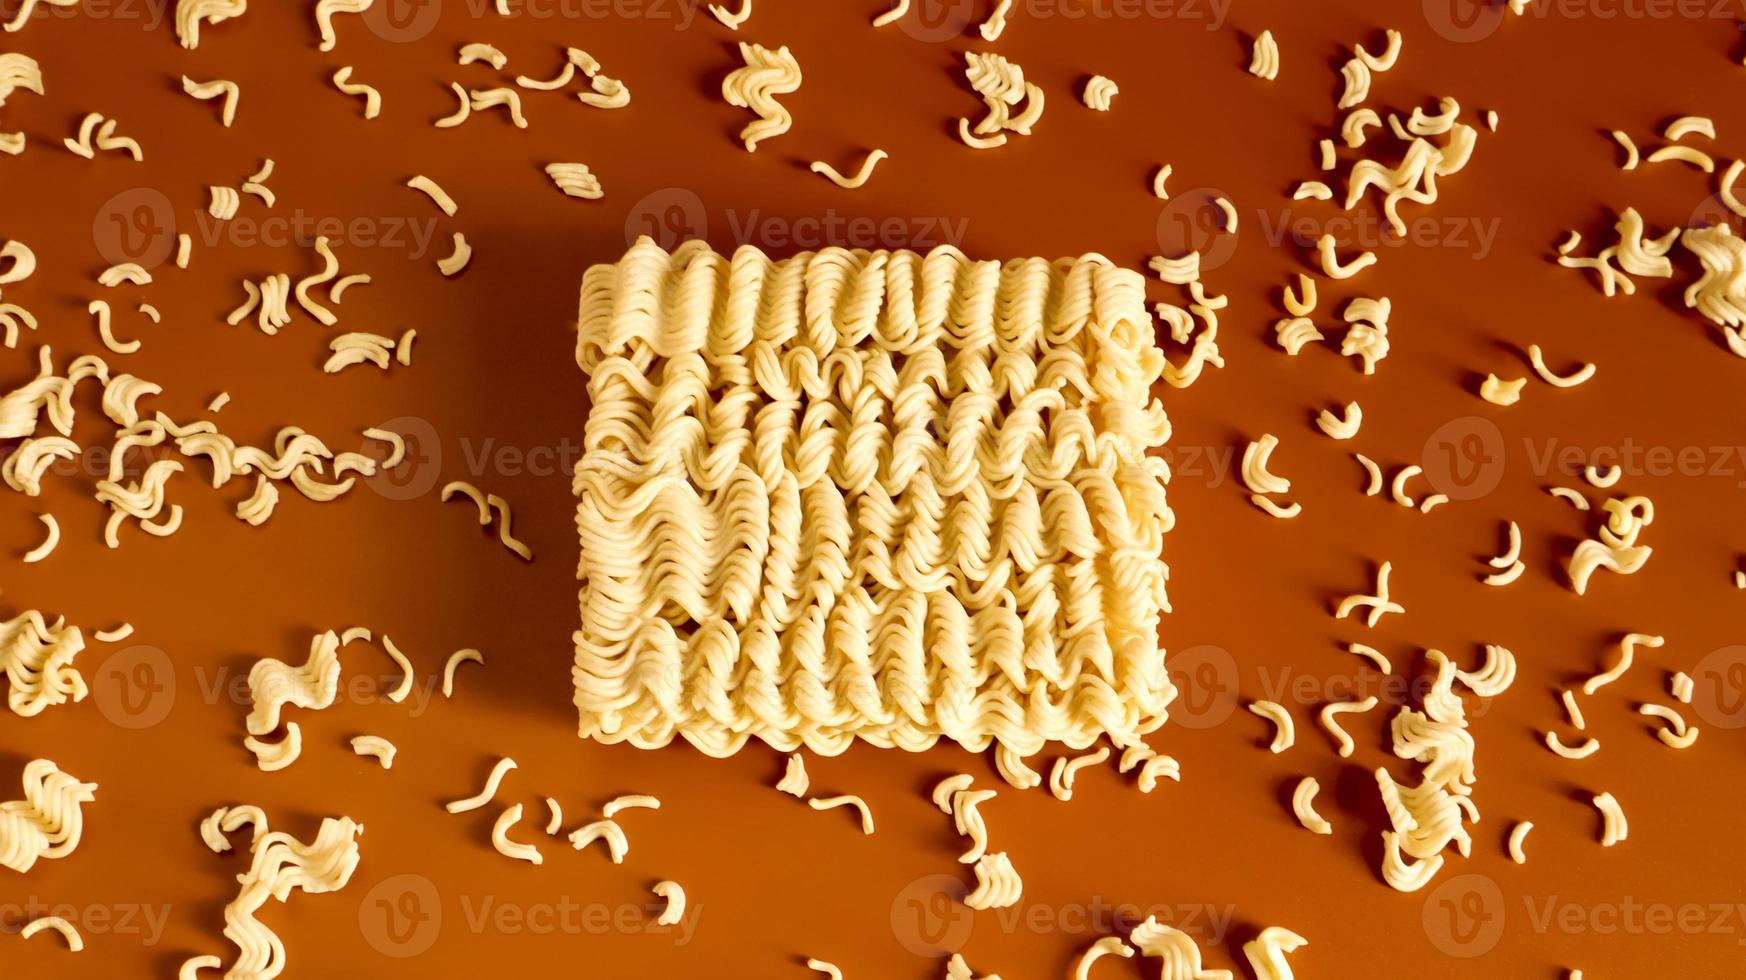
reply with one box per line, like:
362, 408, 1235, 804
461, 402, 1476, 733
572, 238, 1175, 757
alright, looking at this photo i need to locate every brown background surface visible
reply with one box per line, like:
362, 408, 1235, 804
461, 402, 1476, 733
3, 0, 1746, 976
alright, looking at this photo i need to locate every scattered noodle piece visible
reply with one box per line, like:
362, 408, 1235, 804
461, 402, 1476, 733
1335, 561, 1404, 627
438, 233, 472, 276
1479, 374, 1525, 406
1561, 689, 1587, 731
350, 735, 396, 768
722, 42, 801, 151
1241, 434, 1292, 494
1508, 821, 1532, 864
809, 149, 887, 189
446, 756, 515, 814
806, 959, 844, 980
469, 87, 528, 128
1316, 402, 1361, 440
1293, 181, 1332, 201
1244, 926, 1308, 980
1321, 697, 1377, 757
1611, 130, 1640, 169
442, 480, 491, 523
808, 795, 873, 834
1381, 830, 1443, 892
1354, 28, 1401, 71
244, 721, 302, 771
870, 0, 907, 26
1593, 791, 1627, 846
1048, 747, 1109, 801
181, 76, 239, 127
1249, 30, 1279, 80
1645, 144, 1714, 172
1583, 633, 1663, 696
1349, 642, 1390, 672
1081, 75, 1117, 112
602, 794, 660, 818
1283, 274, 1316, 316
434, 83, 471, 127
1342, 107, 1380, 147
1665, 115, 1716, 139
1671, 672, 1694, 704
314, 0, 370, 50
492, 803, 543, 865
1073, 937, 1134, 978
965, 851, 1021, 909
1720, 160, 1746, 219
92, 623, 133, 643
1249, 700, 1295, 753
1356, 453, 1383, 495
458, 43, 507, 69
330, 274, 370, 303
1214, 195, 1238, 232
1639, 703, 1698, 748
22, 513, 58, 562
1338, 57, 1370, 109
407, 175, 457, 216
331, 67, 381, 119
545, 162, 603, 200
486, 493, 532, 560
567, 818, 629, 862
543, 798, 563, 834
1544, 731, 1598, 759
708, 0, 750, 29
1274, 316, 1322, 355
1527, 344, 1595, 387
1390, 466, 1422, 508
1318, 234, 1376, 278
775, 754, 808, 797
20, 916, 82, 951
442, 648, 484, 698
1252, 495, 1303, 519
652, 881, 686, 925
1292, 776, 1331, 834
1548, 486, 1589, 510
1151, 164, 1171, 199
978, 0, 1010, 40
0, 760, 96, 870
1583, 464, 1621, 489
1489, 521, 1523, 570
378, 636, 414, 703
